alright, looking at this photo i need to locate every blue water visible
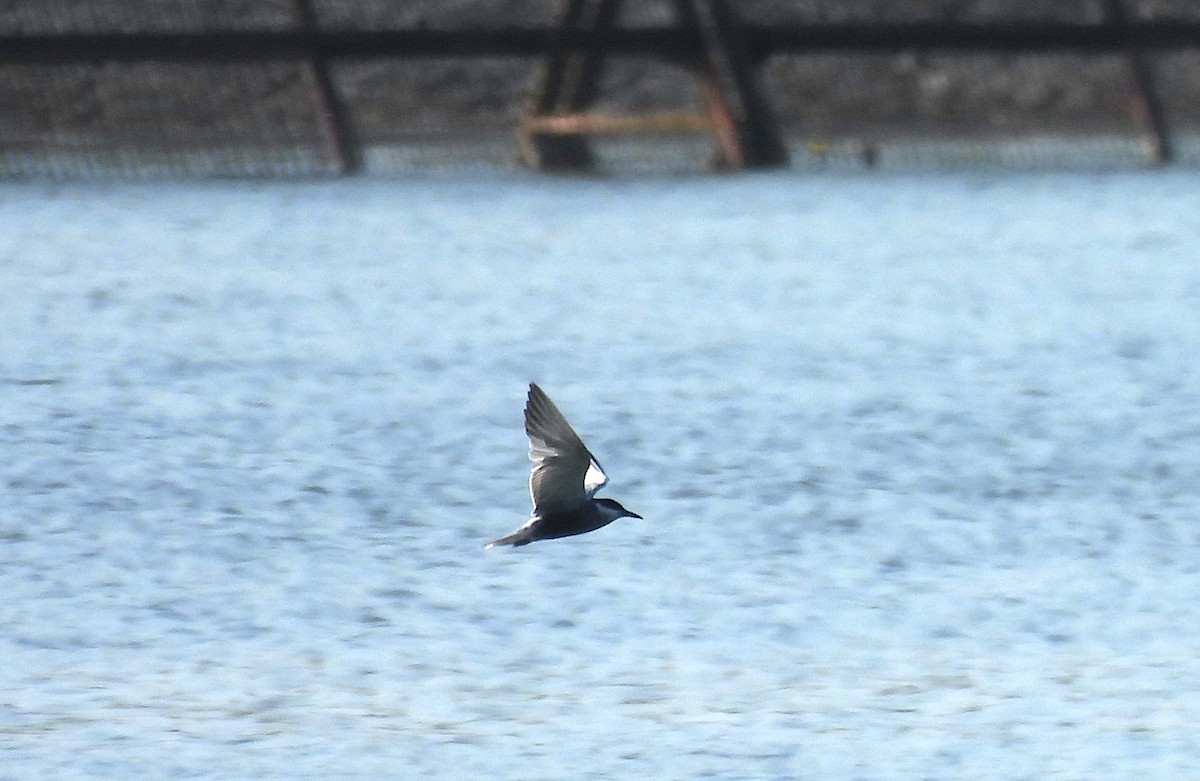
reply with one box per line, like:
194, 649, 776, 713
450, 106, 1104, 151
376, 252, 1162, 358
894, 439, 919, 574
3, 171, 1200, 780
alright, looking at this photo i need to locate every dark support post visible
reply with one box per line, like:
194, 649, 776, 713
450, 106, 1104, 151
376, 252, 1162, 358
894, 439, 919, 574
519, 0, 622, 170
1104, 0, 1172, 164
294, 0, 361, 173
673, 0, 788, 169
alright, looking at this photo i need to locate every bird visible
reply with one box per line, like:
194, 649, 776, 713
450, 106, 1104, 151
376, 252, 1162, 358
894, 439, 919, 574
486, 383, 641, 548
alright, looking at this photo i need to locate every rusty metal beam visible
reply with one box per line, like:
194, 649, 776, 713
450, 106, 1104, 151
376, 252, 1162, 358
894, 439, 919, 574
521, 111, 711, 134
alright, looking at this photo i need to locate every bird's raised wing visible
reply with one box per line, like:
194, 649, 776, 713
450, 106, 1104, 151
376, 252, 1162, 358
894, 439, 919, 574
525, 383, 608, 516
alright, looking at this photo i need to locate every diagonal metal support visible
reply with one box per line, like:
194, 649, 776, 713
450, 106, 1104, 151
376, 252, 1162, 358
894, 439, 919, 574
519, 0, 787, 172
1103, 0, 1172, 164
293, 0, 361, 173
673, 0, 788, 169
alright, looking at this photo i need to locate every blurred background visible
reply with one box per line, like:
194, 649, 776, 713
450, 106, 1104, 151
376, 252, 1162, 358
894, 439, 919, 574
4, 0, 1200, 176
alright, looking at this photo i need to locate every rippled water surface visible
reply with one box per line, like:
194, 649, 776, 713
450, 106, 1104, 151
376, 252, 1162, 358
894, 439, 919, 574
4, 171, 1200, 779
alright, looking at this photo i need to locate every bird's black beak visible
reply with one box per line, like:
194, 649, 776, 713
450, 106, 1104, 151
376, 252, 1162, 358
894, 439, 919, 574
628, 511, 643, 519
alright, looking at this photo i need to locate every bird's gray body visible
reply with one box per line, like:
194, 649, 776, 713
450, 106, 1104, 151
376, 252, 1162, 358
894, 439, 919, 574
486, 384, 640, 548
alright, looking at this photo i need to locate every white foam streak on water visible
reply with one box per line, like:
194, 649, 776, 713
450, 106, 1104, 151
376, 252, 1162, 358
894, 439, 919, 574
3, 172, 1200, 779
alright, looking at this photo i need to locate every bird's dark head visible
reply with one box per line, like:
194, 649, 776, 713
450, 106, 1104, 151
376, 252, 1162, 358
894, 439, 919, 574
595, 497, 642, 521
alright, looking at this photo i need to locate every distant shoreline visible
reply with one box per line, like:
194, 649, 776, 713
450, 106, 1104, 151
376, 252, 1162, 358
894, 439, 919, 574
3, 128, 1187, 180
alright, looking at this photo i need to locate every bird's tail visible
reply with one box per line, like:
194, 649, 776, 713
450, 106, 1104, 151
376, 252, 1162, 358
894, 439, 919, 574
484, 531, 531, 549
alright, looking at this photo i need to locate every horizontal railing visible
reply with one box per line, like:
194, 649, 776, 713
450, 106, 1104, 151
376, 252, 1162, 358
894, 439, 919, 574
4, 21, 1200, 65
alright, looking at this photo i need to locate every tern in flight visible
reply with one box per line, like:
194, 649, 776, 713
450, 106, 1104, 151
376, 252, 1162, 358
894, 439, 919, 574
486, 383, 641, 548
